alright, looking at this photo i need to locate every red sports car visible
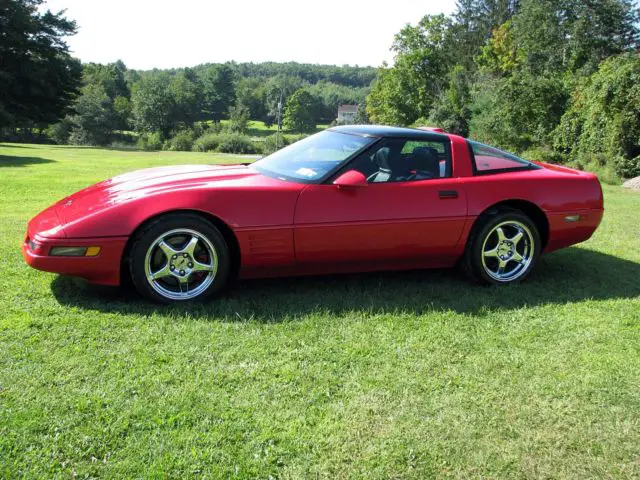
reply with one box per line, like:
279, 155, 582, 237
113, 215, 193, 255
23, 126, 604, 303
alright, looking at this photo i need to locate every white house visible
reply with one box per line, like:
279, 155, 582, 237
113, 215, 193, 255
337, 104, 358, 124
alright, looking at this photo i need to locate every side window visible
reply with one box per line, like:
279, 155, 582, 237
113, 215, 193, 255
469, 141, 538, 174
346, 138, 451, 183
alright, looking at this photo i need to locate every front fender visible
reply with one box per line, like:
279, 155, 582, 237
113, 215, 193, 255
61, 185, 301, 238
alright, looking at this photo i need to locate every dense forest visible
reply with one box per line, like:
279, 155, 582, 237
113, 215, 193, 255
43, 60, 373, 148
6, 57, 373, 153
366, 0, 640, 180
2, 0, 640, 179
1, 2, 374, 152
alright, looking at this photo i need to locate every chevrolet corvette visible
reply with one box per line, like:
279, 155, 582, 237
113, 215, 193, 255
23, 125, 604, 303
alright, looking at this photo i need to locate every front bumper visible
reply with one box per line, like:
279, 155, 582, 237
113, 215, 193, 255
23, 233, 128, 286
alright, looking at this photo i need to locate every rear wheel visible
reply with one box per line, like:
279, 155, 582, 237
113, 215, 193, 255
464, 209, 540, 285
129, 214, 231, 303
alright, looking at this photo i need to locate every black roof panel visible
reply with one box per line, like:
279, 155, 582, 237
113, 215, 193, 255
329, 124, 448, 140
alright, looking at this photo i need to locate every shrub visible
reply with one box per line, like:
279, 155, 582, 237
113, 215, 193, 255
68, 128, 97, 146
136, 132, 163, 151
261, 134, 290, 155
616, 155, 640, 179
569, 154, 622, 185
519, 147, 566, 164
553, 54, 640, 179
216, 132, 260, 154
192, 132, 221, 152
46, 118, 73, 144
208, 121, 223, 134
165, 130, 196, 151
285, 133, 309, 144
192, 132, 261, 154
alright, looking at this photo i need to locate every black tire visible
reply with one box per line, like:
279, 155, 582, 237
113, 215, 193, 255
129, 213, 231, 303
463, 208, 541, 285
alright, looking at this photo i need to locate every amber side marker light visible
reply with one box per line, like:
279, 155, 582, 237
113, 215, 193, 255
49, 246, 101, 257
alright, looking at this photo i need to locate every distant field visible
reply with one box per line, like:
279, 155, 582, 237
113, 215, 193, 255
116, 120, 329, 142
1, 143, 639, 478
219, 119, 329, 138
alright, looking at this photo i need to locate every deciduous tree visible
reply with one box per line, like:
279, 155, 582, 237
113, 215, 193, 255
554, 53, 640, 178
283, 89, 318, 133
169, 68, 203, 127
131, 72, 174, 136
68, 84, 117, 145
429, 65, 472, 136
367, 15, 455, 125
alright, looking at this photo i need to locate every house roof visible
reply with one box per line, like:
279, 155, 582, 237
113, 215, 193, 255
338, 104, 358, 113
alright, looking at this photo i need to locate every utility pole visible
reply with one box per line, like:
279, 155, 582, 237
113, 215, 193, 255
276, 88, 284, 149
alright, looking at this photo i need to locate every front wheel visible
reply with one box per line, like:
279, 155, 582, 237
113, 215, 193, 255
464, 209, 541, 285
129, 214, 231, 303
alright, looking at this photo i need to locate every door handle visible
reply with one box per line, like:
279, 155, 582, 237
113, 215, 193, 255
439, 190, 458, 199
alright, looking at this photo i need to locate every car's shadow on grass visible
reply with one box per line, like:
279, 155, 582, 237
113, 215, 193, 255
51, 247, 640, 321
0, 154, 55, 167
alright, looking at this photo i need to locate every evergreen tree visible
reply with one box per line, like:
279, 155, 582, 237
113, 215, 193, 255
0, 0, 82, 128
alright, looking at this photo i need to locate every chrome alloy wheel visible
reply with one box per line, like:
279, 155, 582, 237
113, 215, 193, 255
480, 220, 535, 282
144, 228, 218, 300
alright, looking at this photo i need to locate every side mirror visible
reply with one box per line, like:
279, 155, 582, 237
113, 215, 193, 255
333, 170, 368, 189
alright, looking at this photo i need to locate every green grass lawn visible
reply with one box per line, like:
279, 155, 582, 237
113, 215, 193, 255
1, 143, 639, 479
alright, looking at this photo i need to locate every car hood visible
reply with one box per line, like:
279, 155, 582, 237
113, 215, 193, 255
55, 163, 259, 226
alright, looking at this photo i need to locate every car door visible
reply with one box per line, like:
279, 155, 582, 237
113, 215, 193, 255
293, 137, 468, 264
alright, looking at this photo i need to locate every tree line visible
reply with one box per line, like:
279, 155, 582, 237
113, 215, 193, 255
366, 0, 640, 179
2, 0, 639, 178
45, 61, 372, 146
1, 2, 373, 149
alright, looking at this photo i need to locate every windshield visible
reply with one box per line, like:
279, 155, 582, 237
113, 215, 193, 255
252, 130, 376, 183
